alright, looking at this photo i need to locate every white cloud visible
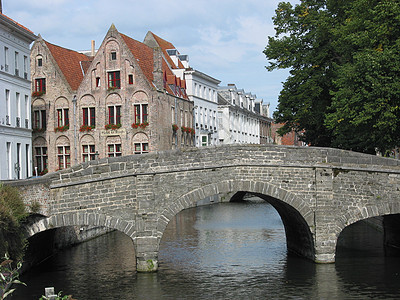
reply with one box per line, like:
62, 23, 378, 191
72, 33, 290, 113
4, 0, 292, 112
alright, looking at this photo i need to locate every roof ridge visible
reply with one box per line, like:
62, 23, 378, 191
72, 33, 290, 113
0, 12, 35, 34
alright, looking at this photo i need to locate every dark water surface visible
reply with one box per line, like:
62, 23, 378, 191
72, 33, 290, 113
12, 201, 400, 299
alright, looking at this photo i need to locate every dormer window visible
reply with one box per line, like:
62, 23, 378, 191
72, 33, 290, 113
110, 51, 117, 60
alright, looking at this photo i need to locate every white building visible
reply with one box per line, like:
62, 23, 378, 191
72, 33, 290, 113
183, 68, 220, 147
0, 11, 36, 180
218, 84, 272, 145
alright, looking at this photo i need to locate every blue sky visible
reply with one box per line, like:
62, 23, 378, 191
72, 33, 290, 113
4, 0, 297, 115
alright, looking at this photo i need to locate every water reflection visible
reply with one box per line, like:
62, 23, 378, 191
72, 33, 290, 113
12, 201, 400, 300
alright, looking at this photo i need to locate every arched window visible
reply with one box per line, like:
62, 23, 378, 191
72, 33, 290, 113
132, 133, 149, 154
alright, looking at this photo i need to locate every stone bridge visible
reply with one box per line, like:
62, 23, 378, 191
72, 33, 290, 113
6, 144, 400, 272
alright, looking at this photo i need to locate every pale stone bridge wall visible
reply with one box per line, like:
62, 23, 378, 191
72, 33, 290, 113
6, 144, 400, 272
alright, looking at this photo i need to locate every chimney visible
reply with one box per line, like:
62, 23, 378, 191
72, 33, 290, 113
152, 47, 163, 90
91, 40, 95, 56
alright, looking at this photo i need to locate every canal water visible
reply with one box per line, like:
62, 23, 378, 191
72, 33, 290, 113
12, 200, 400, 299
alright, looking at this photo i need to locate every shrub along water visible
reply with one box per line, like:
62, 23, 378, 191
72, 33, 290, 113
0, 184, 28, 261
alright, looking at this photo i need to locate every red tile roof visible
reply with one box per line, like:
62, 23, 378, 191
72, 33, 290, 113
0, 12, 34, 34
120, 33, 155, 84
121, 32, 187, 99
148, 31, 182, 69
45, 41, 91, 90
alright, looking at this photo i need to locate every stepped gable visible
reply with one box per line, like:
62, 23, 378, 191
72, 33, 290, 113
44, 41, 91, 90
148, 31, 185, 69
120, 33, 155, 85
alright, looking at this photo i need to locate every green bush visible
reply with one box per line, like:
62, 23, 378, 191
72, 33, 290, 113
0, 253, 25, 299
0, 184, 28, 261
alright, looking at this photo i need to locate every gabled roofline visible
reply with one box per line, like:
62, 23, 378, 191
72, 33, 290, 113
0, 13, 37, 42
184, 68, 220, 85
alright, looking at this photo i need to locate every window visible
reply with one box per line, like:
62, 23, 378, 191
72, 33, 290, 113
134, 104, 148, 124
35, 78, 46, 93
5, 89, 10, 124
57, 108, 69, 127
82, 145, 96, 162
4, 47, 8, 71
180, 109, 184, 127
134, 143, 149, 154
16, 143, 21, 179
201, 135, 208, 147
16, 93, 20, 127
96, 77, 100, 87
57, 146, 70, 169
107, 144, 121, 157
25, 144, 30, 178
110, 51, 117, 60
82, 107, 95, 126
23, 56, 28, 79
108, 105, 121, 125
37, 58, 42, 67
128, 74, 133, 84
171, 106, 175, 124
108, 71, 120, 89
25, 95, 29, 128
14, 51, 19, 76
33, 110, 46, 129
35, 147, 48, 174
6, 142, 11, 179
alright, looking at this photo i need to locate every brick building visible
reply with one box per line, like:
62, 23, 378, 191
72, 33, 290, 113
31, 25, 193, 174
271, 123, 305, 146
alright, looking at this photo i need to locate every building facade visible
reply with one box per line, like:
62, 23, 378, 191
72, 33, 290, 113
218, 84, 272, 145
144, 32, 220, 147
31, 25, 193, 174
0, 12, 36, 180
271, 123, 305, 146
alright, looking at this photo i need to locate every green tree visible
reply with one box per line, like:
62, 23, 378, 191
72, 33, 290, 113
325, 0, 400, 154
0, 184, 28, 261
265, 0, 400, 153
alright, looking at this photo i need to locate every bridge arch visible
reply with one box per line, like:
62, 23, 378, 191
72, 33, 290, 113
156, 179, 316, 261
335, 204, 400, 257
25, 212, 136, 241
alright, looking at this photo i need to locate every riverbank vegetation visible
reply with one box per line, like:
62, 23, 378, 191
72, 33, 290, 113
0, 184, 28, 261
265, 0, 400, 154
0, 254, 25, 299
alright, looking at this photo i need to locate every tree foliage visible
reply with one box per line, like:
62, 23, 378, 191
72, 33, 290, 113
0, 184, 28, 261
265, 0, 400, 153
